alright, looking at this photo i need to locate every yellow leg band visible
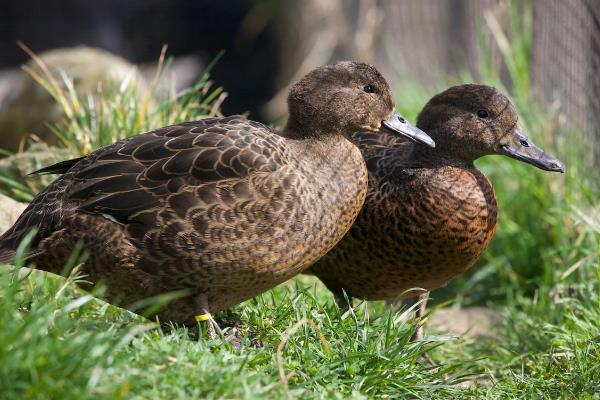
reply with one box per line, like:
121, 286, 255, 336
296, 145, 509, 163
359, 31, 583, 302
195, 313, 212, 322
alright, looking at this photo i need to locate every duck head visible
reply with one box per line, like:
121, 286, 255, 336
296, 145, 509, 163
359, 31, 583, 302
285, 61, 434, 147
416, 84, 564, 172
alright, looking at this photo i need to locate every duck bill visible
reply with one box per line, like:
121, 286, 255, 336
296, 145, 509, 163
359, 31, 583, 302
381, 111, 435, 148
500, 134, 565, 173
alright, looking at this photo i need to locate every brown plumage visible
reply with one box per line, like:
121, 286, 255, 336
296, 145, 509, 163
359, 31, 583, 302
308, 84, 564, 321
0, 61, 434, 327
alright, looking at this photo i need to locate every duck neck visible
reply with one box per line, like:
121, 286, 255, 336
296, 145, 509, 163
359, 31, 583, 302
406, 127, 478, 169
409, 141, 476, 169
282, 124, 362, 176
284, 128, 349, 161
282, 117, 329, 140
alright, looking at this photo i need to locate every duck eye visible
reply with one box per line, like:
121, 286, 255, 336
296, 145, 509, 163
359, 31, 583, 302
477, 109, 489, 118
363, 85, 376, 93
520, 139, 529, 147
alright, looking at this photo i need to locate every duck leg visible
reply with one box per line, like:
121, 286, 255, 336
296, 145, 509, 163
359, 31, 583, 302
410, 291, 430, 341
194, 293, 218, 340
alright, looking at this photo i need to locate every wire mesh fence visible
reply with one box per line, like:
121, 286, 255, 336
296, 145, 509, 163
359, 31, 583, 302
531, 0, 600, 163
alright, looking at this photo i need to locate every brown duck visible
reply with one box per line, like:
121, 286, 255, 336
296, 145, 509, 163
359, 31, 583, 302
0, 61, 434, 335
308, 84, 564, 338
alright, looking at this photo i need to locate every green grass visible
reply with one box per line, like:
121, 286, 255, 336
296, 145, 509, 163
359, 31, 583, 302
2, 3, 600, 398
1, 241, 599, 399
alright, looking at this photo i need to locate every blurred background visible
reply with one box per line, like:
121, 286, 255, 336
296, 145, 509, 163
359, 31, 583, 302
0, 0, 598, 155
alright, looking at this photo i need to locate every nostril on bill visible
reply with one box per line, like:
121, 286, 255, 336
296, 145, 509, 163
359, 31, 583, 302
398, 117, 406, 123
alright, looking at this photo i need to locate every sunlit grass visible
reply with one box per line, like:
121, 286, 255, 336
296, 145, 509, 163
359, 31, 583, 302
0, 44, 226, 202
20, 42, 226, 156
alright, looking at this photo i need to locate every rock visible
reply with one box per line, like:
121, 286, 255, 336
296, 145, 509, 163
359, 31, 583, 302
0, 193, 27, 235
428, 306, 502, 339
0, 46, 145, 151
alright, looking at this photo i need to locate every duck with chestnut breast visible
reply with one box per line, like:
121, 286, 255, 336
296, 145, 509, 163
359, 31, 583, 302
307, 84, 564, 339
0, 61, 434, 337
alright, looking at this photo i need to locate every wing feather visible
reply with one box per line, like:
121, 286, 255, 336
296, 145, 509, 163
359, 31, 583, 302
64, 116, 287, 227
0, 115, 295, 275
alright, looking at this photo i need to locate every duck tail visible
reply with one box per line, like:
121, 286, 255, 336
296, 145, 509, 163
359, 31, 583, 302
29, 156, 84, 175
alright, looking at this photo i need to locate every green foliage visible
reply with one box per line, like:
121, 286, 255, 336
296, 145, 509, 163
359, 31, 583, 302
0, 46, 226, 201
436, 267, 600, 399
22, 45, 226, 157
102, 287, 471, 399
0, 239, 471, 399
0, 233, 148, 399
